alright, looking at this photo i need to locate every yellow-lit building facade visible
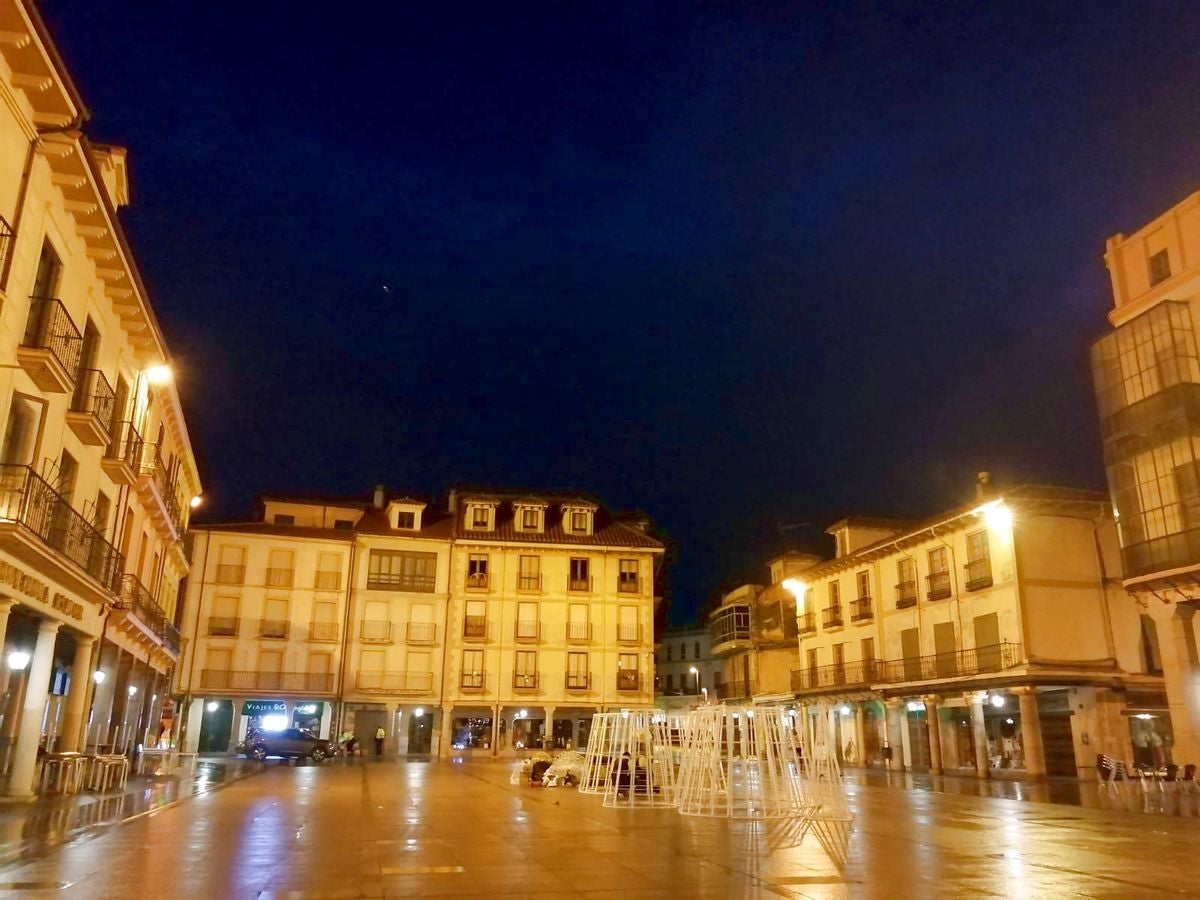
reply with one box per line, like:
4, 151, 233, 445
789, 483, 1159, 779
0, 0, 201, 796
177, 489, 663, 757
1091, 189, 1200, 766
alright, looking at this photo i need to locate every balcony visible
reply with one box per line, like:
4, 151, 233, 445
880, 641, 1024, 684
136, 444, 183, 540
716, 680, 753, 700
101, 421, 143, 486
822, 605, 844, 629
568, 575, 592, 592
514, 620, 540, 643
616, 623, 641, 644
617, 576, 641, 594
266, 567, 294, 588
214, 564, 245, 584
360, 620, 393, 643
259, 619, 289, 639
0, 464, 123, 600
463, 615, 487, 641
207, 616, 238, 636
512, 672, 539, 691
200, 670, 334, 693
465, 572, 490, 591
798, 612, 816, 635
356, 671, 433, 693
851, 597, 873, 622
368, 573, 435, 592
566, 622, 592, 643
66, 369, 115, 446
926, 571, 951, 601
616, 670, 641, 691
314, 570, 341, 591
116, 574, 179, 655
406, 622, 436, 644
790, 659, 879, 693
565, 673, 591, 691
964, 558, 993, 591
896, 580, 918, 609
709, 602, 751, 655
517, 573, 542, 593
18, 297, 81, 392
308, 621, 339, 642
460, 671, 485, 692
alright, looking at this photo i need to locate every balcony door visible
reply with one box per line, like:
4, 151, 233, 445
259, 649, 283, 691
933, 622, 957, 677
901, 628, 921, 681
975, 613, 1001, 671
406, 651, 431, 691
1, 394, 43, 465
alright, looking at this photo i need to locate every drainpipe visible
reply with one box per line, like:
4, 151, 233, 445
183, 530, 211, 736
436, 539, 453, 755
333, 540, 357, 745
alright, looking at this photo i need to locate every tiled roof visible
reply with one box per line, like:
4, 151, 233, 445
454, 501, 662, 549
353, 508, 456, 539
189, 521, 356, 541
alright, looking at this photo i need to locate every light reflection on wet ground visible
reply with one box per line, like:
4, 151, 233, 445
0, 756, 259, 868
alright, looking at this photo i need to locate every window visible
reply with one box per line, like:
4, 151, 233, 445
518, 555, 540, 590
928, 547, 948, 572
829, 581, 841, 606
31, 239, 61, 298
855, 571, 870, 599
333, 519, 353, 530
569, 557, 590, 590
57, 449, 77, 502
966, 531, 989, 564
467, 554, 489, 588
516, 601, 538, 640
521, 508, 540, 529
0, 393, 44, 465
396, 511, 416, 529
861, 637, 875, 660
1139, 614, 1163, 675
92, 490, 111, 537
694, 641, 700, 659
679, 643, 686, 660
666, 674, 674, 692
897, 558, 915, 584
567, 652, 589, 689
367, 550, 437, 591
471, 506, 490, 528
1149, 248, 1171, 286
618, 559, 639, 592
571, 511, 588, 532
965, 531, 992, 590
273, 514, 295, 525
514, 650, 537, 688
461, 649, 484, 690
896, 558, 918, 607
666, 645, 672, 662
617, 652, 639, 689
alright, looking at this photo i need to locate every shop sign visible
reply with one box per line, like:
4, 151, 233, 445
293, 702, 323, 717
242, 700, 288, 716
0, 561, 83, 620
51, 592, 83, 621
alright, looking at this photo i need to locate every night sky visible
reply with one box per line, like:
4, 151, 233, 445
40, 2, 1200, 621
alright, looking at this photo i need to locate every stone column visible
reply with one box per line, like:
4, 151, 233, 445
7, 620, 60, 797
899, 702, 913, 769
543, 705, 556, 750
884, 700, 905, 770
968, 691, 990, 778
58, 636, 95, 752
437, 705, 453, 758
1015, 687, 1046, 776
924, 695, 943, 775
1158, 604, 1200, 765
0, 599, 14, 650
853, 703, 866, 767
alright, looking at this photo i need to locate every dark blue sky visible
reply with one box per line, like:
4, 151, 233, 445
41, 2, 1200, 620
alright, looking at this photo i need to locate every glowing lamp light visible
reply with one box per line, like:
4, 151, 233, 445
517, 709, 527, 719
296, 703, 317, 715
839, 705, 852, 717
128, 685, 138, 697
1005, 718, 1015, 725
190, 495, 203, 509
206, 701, 219, 713
414, 707, 425, 718
145, 364, 172, 385
92, 670, 106, 684
6, 650, 29, 671
260, 714, 287, 732
1134, 713, 1155, 720
974, 499, 1012, 531
990, 694, 1006, 709
907, 700, 925, 712
782, 578, 808, 610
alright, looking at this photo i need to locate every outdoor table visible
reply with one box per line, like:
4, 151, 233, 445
87, 754, 129, 792
39, 752, 88, 795
137, 747, 174, 776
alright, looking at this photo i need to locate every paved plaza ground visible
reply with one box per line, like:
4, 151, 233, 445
0, 758, 1195, 898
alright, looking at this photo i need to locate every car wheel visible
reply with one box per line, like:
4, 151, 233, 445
310, 747, 327, 763
251, 746, 266, 761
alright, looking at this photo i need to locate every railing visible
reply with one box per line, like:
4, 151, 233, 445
200, 670, 334, 692
360, 620, 393, 643
716, 681, 752, 699
23, 296, 82, 381
616, 670, 641, 691
514, 620, 540, 642
139, 444, 183, 535
308, 621, 339, 642
565, 673, 590, 691
926, 571, 951, 601
964, 558, 993, 591
517, 573, 542, 591
265, 567, 294, 587
881, 641, 1023, 684
822, 605, 843, 629
104, 420, 144, 471
368, 573, 435, 592
259, 619, 289, 639
790, 659, 879, 692
568, 576, 592, 592
0, 464, 124, 593
617, 623, 640, 643
70, 368, 116, 433
512, 672, 539, 690
463, 615, 487, 639
617, 576, 641, 594
117, 574, 178, 652
896, 580, 918, 608
466, 572, 489, 590
406, 621, 436, 643
851, 597, 873, 621
460, 671, 485, 691
566, 622, 592, 642
356, 671, 433, 693
314, 570, 341, 591
798, 612, 816, 635
207, 616, 238, 636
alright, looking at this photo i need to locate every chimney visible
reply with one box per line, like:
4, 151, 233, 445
975, 471, 992, 501
373, 484, 386, 509
447, 489, 458, 513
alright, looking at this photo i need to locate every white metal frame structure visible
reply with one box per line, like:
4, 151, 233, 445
601, 711, 678, 809
579, 712, 620, 794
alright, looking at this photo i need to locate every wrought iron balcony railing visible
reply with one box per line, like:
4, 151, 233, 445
214, 563, 245, 584
616, 623, 641, 643
512, 672, 539, 690
926, 571, 951, 601
716, 680, 752, 699
314, 570, 341, 591
790, 659, 879, 692
798, 612, 816, 635
514, 620, 540, 642
259, 619, 289, 639
517, 573, 542, 591
138, 444, 183, 535
22, 296, 82, 385
565, 673, 591, 691
851, 597, 874, 621
896, 579, 918, 608
308, 621, 339, 642
117, 574, 179, 653
463, 615, 487, 640
0, 464, 123, 593
69, 368, 116, 435
360, 620, 393, 643
200, 670, 334, 692
566, 622, 592, 642
460, 671, 485, 691
356, 671, 433, 693
265, 567, 294, 587
406, 621, 436, 643
617, 576, 641, 594
964, 558, 993, 591
465, 572, 490, 590
616, 670, 641, 691
103, 420, 144, 480
822, 605, 843, 629
568, 575, 592, 592
207, 616, 238, 636
882, 641, 1023, 683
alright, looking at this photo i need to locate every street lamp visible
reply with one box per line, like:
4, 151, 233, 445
92, 670, 106, 684
6, 651, 29, 671
128, 685, 138, 697
689, 666, 699, 694
145, 364, 172, 385
206, 701, 219, 713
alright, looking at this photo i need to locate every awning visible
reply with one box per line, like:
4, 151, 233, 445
242, 700, 287, 716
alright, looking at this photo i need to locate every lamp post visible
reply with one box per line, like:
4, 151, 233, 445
689, 666, 699, 695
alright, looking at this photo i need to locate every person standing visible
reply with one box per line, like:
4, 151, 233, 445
375, 725, 386, 757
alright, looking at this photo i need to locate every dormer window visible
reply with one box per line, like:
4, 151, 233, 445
472, 507, 489, 528
396, 511, 415, 529
522, 508, 539, 529
465, 500, 497, 531
570, 512, 587, 532
561, 502, 596, 535
387, 499, 425, 531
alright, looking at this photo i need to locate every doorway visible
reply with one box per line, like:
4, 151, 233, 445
198, 699, 233, 753
407, 711, 433, 754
